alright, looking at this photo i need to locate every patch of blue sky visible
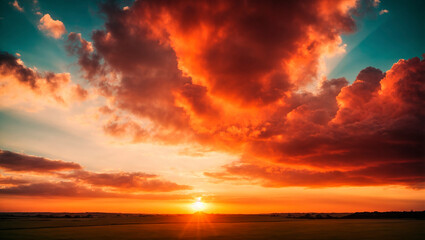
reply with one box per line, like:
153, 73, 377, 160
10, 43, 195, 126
0, 1, 103, 82
329, 0, 425, 82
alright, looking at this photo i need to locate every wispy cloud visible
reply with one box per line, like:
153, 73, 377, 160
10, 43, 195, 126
379, 9, 389, 15
0, 150, 81, 172
0, 150, 192, 197
11, 0, 23, 12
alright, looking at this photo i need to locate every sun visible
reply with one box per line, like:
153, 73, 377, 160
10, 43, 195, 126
191, 197, 206, 212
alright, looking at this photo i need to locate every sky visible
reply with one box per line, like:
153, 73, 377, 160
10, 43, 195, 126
0, 0, 424, 214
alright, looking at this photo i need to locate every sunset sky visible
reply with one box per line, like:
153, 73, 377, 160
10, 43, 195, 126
0, 0, 424, 214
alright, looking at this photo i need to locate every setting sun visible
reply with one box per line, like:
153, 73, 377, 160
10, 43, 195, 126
191, 197, 207, 212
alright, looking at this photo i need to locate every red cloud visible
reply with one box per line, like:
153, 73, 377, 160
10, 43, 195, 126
0, 181, 121, 198
0, 150, 192, 195
0, 174, 29, 185
38, 14, 66, 39
63, 170, 192, 192
68, 1, 424, 188
0, 150, 82, 172
66, 32, 102, 81
0, 181, 193, 200
207, 56, 425, 188
205, 160, 424, 189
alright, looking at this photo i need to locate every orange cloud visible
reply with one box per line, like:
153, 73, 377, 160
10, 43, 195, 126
0, 51, 88, 108
38, 14, 66, 39
66, 1, 424, 188
379, 9, 389, 15
11, 0, 23, 12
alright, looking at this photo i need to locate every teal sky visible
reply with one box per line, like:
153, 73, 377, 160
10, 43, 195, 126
329, 0, 425, 81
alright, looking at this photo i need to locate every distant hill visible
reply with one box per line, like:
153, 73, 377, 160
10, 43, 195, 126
341, 211, 425, 220
286, 211, 425, 220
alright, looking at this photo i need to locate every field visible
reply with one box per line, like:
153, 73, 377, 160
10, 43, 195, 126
1, 213, 424, 240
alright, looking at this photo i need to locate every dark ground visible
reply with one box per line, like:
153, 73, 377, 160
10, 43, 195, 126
0, 212, 424, 240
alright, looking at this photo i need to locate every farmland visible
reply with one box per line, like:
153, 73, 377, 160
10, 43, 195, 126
1, 213, 423, 240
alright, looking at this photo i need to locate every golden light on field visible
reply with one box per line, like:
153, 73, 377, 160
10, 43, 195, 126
191, 197, 207, 212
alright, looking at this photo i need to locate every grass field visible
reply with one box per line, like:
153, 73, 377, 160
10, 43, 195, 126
1, 214, 424, 240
